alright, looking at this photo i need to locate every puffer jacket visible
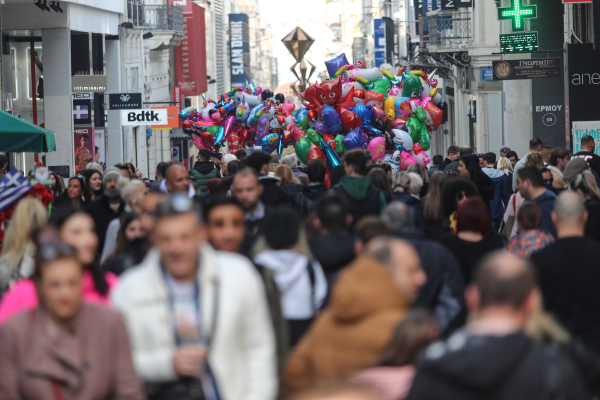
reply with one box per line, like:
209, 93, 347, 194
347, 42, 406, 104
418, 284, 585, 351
190, 161, 219, 196
482, 168, 512, 221
284, 255, 410, 393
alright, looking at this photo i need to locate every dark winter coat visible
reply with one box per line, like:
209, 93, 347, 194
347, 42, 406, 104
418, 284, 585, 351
281, 183, 304, 199
532, 190, 557, 237
259, 176, 290, 208
585, 199, 600, 243
393, 192, 426, 233
482, 168, 512, 221
406, 332, 587, 400
291, 184, 330, 218
439, 157, 457, 172
86, 195, 125, 257
190, 161, 219, 196
472, 172, 496, 214
308, 233, 356, 279
331, 176, 387, 231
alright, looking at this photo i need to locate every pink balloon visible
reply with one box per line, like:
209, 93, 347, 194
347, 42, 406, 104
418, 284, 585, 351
367, 137, 386, 162
400, 151, 416, 171
281, 101, 296, 116
192, 136, 211, 151
390, 119, 407, 131
293, 125, 304, 141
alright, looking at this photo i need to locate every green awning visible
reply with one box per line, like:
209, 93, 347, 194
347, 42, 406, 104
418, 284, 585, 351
0, 110, 56, 153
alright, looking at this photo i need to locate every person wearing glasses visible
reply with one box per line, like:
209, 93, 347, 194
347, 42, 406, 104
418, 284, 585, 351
0, 230, 144, 399
51, 175, 86, 212
112, 195, 277, 400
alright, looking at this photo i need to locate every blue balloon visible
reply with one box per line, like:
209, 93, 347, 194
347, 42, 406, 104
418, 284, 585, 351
349, 105, 374, 126
325, 53, 350, 78
342, 127, 369, 150
261, 133, 279, 153
247, 104, 265, 126
321, 138, 342, 170
294, 106, 309, 124
213, 125, 225, 146
179, 106, 197, 122
322, 104, 342, 136
362, 125, 383, 138
277, 134, 285, 159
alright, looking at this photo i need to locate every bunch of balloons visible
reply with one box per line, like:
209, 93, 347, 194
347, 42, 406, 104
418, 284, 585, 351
294, 52, 447, 176
177, 81, 301, 158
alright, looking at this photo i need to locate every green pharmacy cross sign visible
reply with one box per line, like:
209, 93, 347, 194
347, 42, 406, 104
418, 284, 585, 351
498, 0, 537, 32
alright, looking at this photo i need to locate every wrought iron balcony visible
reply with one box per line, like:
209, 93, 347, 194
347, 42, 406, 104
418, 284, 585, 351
127, 2, 184, 34
427, 14, 472, 51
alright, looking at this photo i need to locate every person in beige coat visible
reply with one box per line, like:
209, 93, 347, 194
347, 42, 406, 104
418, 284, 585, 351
0, 230, 144, 400
111, 195, 277, 400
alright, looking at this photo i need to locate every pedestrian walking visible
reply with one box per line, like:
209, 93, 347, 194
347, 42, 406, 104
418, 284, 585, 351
422, 172, 449, 239
512, 137, 543, 191
516, 166, 557, 237
458, 154, 496, 213
507, 202, 554, 258
190, 149, 220, 196
52, 174, 86, 211
101, 212, 145, 276
392, 172, 426, 232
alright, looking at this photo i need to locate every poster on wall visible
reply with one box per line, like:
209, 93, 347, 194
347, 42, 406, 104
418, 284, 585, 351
74, 127, 95, 173
572, 121, 600, 154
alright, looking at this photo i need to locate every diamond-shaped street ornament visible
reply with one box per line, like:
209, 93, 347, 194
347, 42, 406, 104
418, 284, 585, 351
282, 26, 315, 62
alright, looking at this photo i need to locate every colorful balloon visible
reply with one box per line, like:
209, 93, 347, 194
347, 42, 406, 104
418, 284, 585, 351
335, 135, 347, 154
343, 127, 369, 150
322, 104, 342, 135
325, 53, 350, 78
339, 108, 362, 132
390, 150, 401, 177
256, 118, 270, 143
362, 125, 383, 138
227, 132, 239, 151
261, 133, 279, 153
295, 137, 312, 165
306, 129, 321, 146
392, 129, 413, 153
367, 137, 386, 162
365, 91, 385, 109
401, 72, 423, 99
308, 143, 326, 163
400, 151, 417, 171
350, 105, 374, 126
321, 138, 343, 170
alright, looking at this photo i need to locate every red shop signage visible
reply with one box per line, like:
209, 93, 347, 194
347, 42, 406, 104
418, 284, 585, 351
174, 3, 207, 96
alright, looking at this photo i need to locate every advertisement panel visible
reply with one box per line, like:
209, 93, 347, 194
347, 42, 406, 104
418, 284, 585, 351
229, 14, 250, 86
572, 121, 600, 154
492, 58, 561, 81
108, 93, 142, 110
151, 106, 181, 130
174, 3, 207, 96
74, 127, 95, 173
568, 44, 600, 122
374, 19, 386, 68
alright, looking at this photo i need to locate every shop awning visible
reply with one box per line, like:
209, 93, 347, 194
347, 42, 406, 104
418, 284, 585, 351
0, 110, 56, 153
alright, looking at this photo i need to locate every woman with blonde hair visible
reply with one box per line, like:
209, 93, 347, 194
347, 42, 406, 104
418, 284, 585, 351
497, 157, 514, 185
276, 164, 304, 198
568, 169, 600, 242
0, 198, 48, 296
524, 152, 544, 167
407, 163, 429, 197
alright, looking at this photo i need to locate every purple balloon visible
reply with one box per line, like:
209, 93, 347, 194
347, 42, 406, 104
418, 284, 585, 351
342, 127, 369, 150
256, 118, 270, 143
325, 53, 350, 78
314, 122, 327, 135
322, 104, 342, 136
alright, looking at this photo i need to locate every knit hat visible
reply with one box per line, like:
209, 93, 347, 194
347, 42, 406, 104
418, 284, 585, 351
562, 158, 589, 183
103, 168, 122, 185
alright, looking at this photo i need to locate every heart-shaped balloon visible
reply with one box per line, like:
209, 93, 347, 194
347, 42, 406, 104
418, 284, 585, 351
308, 143, 326, 163
339, 107, 362, 133
308, 110, 319, 123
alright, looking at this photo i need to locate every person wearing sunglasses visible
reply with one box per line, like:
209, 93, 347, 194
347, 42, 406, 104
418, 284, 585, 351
0, 229, 144, 399
112, 195, 277, 400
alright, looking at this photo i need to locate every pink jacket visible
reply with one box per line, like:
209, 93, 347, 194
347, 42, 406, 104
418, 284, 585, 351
350, 366, 416, 400
0, 270, 118, 326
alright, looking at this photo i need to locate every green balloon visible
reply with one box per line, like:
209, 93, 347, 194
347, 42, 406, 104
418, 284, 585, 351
295, 137, 312, 165
296, 116, 309, 130
307, 129, 321, 146
335, 135, 347, 154
368, 79, 391, 99
207, 125, 220, 136
406, 117, 421, 144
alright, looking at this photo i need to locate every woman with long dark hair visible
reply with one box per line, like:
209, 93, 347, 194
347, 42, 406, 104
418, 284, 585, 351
102, 212, 146, 276
47, 171, 65, 198
0, 207, 119, 325
0, 229, 143, 399
51, 175, 86, 212
423, 171, 448, 239
82, 169, 103, 205
458, 154, 496, 212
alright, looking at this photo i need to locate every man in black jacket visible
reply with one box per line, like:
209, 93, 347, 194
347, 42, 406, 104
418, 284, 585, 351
407, 251, 587, 400
292, 160, 329, 217
439, 145, 460, 172
382, 202, 466, 335
573, 135, 600, 177
245, 151, 289, 207
231, 169, 269, 256
86, 168, 126, 256
531, 191, 600, 355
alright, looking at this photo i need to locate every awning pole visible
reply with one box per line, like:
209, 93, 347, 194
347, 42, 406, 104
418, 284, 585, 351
30, 40, 39, 165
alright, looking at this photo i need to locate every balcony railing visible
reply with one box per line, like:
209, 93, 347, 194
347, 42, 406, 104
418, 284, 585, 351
427, 15, 472, 51
127, 2, 184, 34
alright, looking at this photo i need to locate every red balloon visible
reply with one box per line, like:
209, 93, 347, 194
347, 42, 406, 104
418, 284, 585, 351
338, 107, 362, 132
308, 110, 319, 123
323, 134, 336, 149
228, 132, 240, 151
277, 115, 286, 127
353, 90, 366, 100
201, 131, 215, 147
307, 143, 326, 163
239, 129, 251, 147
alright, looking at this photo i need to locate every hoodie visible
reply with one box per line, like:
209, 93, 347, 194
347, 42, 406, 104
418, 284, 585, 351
533, 190, 557, 237
406, 331, 587, 400
190, 161, 219, 196
332, 176, 387, 230
284, 255, 409, 392
254, 250, 327, 320
482, 168, 512, 221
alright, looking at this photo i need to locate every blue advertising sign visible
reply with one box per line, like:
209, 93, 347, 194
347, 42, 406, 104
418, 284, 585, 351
375, 51, 386, 68
374, 19, 386, 68
423, 0, 440, 14
481, 67, 493, 81
229, 14, 249, 86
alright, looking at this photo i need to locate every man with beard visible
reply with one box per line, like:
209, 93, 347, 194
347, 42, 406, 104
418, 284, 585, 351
231, 169, 269, 256
86, 168, 126, 256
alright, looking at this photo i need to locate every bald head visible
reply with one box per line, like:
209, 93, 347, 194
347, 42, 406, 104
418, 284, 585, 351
553, 191, 586, 227
366, 237, 426, 302
473, 251, 536, 311
231, 169, 262, 212
165, 164, 191, 194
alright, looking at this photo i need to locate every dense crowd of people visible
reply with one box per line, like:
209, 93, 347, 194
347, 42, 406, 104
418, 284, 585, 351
0, 135, 600, 400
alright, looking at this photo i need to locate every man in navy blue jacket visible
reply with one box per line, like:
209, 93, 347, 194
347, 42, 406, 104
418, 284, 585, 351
482, 152, 512, 230
516, 166, 557, 237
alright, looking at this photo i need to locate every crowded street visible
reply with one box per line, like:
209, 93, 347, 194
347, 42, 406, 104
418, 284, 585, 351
0, 0, 599, 399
